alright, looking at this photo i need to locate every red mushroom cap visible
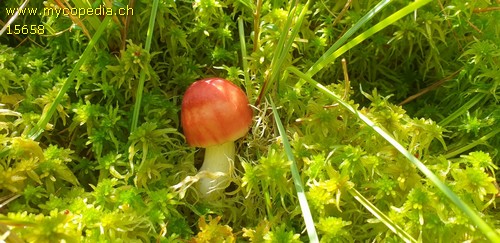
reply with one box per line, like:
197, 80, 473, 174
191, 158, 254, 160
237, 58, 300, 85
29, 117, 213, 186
181, 77, 253, 147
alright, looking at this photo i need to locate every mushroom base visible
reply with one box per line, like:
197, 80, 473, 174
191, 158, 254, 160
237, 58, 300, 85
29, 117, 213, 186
196, 141, 235, 198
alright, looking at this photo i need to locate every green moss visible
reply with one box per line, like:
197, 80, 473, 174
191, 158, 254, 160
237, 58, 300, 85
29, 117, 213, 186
1, 0, 499, 241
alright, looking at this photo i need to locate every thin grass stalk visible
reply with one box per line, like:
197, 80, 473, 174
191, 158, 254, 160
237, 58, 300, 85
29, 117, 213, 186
287, 66, 500, 242
444, 127, 500, 159
438, 93, 487, 127
28, 16, 112, 140
0, 0, 30, 36
273, 1, 309, 78
264, 191, 274, 222
317, 0, 432, 70
303, 0, 393, 78
253, 0, 263, 52
348, 188, 417, 243
269, 97, 319, 243
54, 0, 91, 38
255, 0, 305, 105
296, 0, 432, 90
238, 17, 252, 100
130, 0, 160, 133
71, 0, 101, 32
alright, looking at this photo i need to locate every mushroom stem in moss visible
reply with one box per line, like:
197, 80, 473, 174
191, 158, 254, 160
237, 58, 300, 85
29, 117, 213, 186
197, 141, 235, 196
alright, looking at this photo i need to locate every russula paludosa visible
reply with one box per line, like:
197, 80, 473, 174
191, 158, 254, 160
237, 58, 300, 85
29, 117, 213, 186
181, 77, 252, 198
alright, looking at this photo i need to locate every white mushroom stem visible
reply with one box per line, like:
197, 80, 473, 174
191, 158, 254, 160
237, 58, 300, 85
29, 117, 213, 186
197, 141, 235, 198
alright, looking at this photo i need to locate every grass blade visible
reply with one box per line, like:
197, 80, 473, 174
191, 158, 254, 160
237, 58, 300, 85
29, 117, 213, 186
238, 17, 252, 100
256, 0, 309, 105
298, 0, 432, 87
438, 93, 487, 127
130, 0, 160, 133
444, 127, 500, 159
287, 66, 500, 242
28, 16, 112, 140
269, 97, 319, 243
303, 0, 393, 79
348, 188, 417, 243
0, 0, 30, 36
71, 0, 106, 33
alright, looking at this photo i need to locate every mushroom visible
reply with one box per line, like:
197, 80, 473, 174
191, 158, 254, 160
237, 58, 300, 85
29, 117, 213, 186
181, 77, 253, 198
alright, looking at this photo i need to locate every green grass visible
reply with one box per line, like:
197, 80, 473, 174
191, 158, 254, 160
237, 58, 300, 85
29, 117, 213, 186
1, 0, 499, 242
288, 66, 500, 242
270, 96, 319, 242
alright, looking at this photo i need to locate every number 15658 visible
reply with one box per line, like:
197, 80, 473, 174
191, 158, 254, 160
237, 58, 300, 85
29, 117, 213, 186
6, 25, 45, 35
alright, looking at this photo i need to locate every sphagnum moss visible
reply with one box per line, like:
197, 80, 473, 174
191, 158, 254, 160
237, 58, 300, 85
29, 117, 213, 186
1, 0, 499, 242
